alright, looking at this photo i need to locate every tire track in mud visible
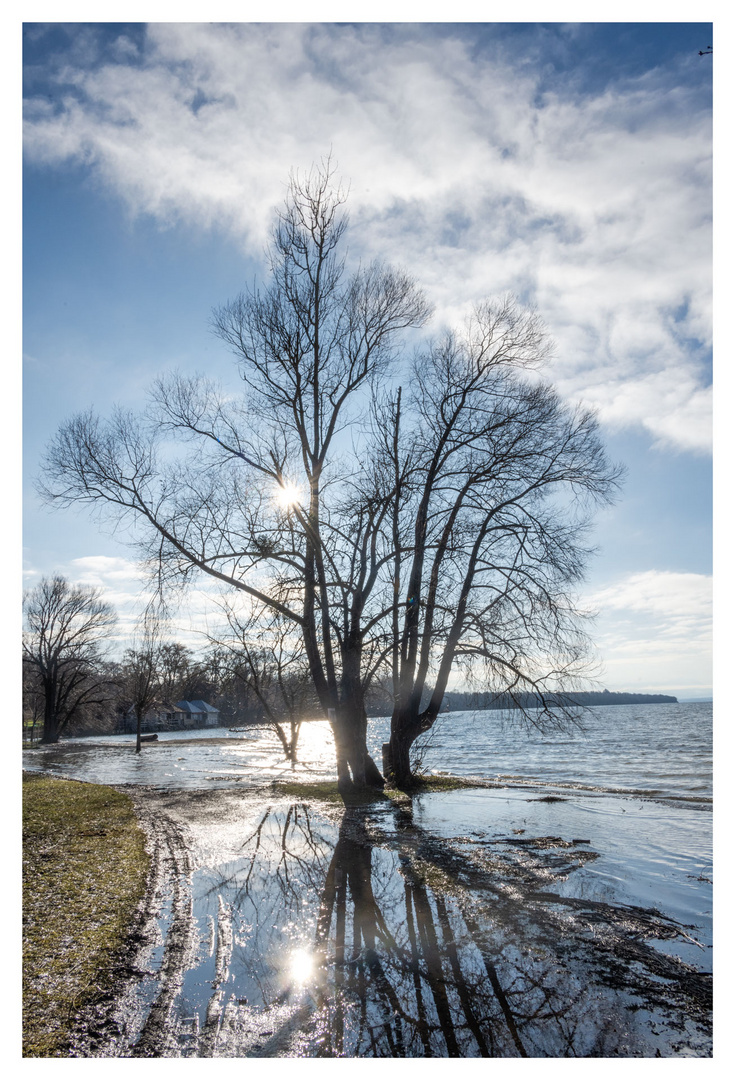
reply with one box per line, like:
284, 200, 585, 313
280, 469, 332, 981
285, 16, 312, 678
61, 790, 199, 1057
198, 894, 234, 1056
126, 797, 199, 1057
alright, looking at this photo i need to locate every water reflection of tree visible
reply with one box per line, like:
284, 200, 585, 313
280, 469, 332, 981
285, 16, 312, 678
310, 809, 547, 1056
199, 802, 335, 1013
222, 804, 595, 1057
199, 802, 709, 1057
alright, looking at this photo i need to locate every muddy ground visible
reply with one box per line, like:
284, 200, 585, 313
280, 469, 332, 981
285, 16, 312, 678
68, 783, 712, 1058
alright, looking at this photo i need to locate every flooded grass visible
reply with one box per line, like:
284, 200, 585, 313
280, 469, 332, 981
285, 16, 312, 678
272, 774, 481, 806
22, 773, 149, 1057
270, 779, 349, 804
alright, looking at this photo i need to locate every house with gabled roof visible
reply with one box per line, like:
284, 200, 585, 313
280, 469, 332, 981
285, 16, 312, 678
175, 700, 220, 728
120, 699, 220, 733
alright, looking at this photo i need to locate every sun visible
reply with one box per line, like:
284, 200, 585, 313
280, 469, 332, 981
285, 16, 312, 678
276, 481, 301, 508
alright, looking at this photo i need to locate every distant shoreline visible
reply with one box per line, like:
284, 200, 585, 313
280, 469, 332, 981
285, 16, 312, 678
369, 691, 683, 716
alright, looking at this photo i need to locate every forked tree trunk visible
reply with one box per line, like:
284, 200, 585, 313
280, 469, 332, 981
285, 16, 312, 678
272, 720, 302, 766
385, 701, 440, 788
383, 716, 423, 788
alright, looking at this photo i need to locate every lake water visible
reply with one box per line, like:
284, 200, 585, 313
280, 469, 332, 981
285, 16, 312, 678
23, 704, 713, 953
23, 701, 713, 806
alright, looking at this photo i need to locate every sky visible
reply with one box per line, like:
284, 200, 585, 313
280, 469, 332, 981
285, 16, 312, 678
21, 15, 714, 699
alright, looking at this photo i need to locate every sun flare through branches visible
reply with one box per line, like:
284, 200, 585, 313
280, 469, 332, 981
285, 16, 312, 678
276, 482, 301, 509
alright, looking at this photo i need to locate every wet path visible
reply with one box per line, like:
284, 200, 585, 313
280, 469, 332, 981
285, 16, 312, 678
92, 785, 711, 1058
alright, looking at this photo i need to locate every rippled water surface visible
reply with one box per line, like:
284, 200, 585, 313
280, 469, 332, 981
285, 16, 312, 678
413, 701, 713, 802
23, 702, 713, 803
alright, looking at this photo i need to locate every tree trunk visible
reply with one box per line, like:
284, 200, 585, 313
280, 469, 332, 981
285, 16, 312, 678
336, 637, 385, 793
385, 707, 425, 788
41, 696, 60, 744
272, 720, 302, 767
330, 706, 385, 795
289, 719, 301, 764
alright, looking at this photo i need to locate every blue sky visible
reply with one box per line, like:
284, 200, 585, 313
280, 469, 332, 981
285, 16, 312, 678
22, 17, 713, 698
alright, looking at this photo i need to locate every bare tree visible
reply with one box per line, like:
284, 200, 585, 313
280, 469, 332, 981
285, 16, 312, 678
38, 161, 620, 793
121, 620, 164, 753
211, 600, 319, 763
40, 158, 430, 793
22, 575, 117, 744
22, 658, 45, 744
155, 641, 211, 703
376, 307, 623, 784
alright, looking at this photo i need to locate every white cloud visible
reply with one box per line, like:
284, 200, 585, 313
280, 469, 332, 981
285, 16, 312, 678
584, 570, 712, 694
587, 569, 712, 619
69, 555, 144, 584
570, 369, 713, 453
60, 556, 245, 653
23, 24, 711, 452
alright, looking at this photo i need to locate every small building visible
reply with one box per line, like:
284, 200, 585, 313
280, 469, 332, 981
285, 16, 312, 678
121, 699, 220, 733
122, 701, 184, 734
175, 700, 221, 728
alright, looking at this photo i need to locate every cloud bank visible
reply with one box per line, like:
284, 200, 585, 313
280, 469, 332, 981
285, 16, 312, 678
24, 23, 711, 454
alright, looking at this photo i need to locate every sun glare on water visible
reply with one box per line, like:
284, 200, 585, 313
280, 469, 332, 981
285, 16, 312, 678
289, 948, 315, 985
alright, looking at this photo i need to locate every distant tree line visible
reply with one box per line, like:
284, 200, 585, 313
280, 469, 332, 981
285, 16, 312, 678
22, 576, 324, 746
432, 689, 678, 713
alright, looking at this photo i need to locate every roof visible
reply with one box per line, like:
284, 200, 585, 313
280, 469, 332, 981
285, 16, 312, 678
175, 699, 219, 714
190, 700, 219, 713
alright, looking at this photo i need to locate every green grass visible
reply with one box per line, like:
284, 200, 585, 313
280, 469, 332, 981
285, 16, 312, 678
271, 772, 479, 805
270, 779, 348, 804
22, 774, 150, 1057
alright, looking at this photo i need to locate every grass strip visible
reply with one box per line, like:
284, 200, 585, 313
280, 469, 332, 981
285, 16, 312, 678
22, 773, 149, 1057
271, 773, 480, 804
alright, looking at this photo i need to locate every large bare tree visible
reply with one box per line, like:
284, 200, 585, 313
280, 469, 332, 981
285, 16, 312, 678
38, 160, 620, 792
376, 309, 622, 783
40, 160, 430, 791
22, 576, 117, 744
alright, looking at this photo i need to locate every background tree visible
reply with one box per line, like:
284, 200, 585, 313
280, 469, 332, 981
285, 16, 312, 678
120, 620, 163, 753
211, 601, 320, 762
22, 576, 117, 744
22, 658, 45, 744
156, 641, 212, 703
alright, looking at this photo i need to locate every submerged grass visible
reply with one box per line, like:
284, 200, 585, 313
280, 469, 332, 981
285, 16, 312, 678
272, 773, 479, 805
22, 773, 149, 1057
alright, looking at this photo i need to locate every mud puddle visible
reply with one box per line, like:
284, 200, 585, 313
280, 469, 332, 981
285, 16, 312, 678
74, 784, 712, 1058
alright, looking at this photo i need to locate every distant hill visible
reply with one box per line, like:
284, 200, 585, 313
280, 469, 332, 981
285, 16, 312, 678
439, 689, 678, 711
